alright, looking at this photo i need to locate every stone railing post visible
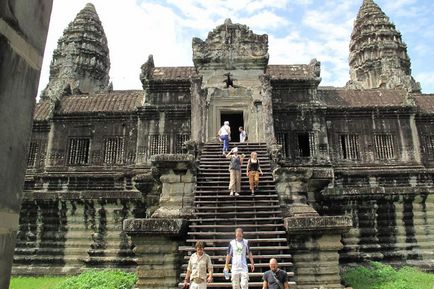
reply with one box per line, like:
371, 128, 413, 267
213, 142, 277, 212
124, 154, 196, 288
123, 219, 187, 289
284, 216, 352, 289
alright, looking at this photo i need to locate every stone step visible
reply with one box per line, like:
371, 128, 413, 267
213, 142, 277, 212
194, 192, 276, 197
189, 224, 283, 229
199, 164, 271, 168
188, 231, 286, 237
189, 216, 282, 223
179, 246, 290, 253
180, 272, 294, 278
194, 199, 279, 205
181, 262, 293, 269
185, 238, 288, 244
194, 211, 282, 217
182, 254, 292, 261
178, 281, 296, 288
194, 204, 280, 209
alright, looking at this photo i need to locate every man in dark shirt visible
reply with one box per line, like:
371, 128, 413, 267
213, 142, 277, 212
262, 258, 290, 289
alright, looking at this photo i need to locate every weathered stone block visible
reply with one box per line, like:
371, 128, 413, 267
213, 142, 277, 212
123, 218, 186, 235
160, 174, 181, 183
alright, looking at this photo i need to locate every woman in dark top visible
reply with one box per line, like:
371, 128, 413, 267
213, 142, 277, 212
246, 152, 263, 195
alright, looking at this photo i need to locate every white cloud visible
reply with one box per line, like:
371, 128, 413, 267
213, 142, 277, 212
415, 72, 434, 93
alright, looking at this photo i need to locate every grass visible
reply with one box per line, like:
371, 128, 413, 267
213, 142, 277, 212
9, 276, 66, 289
342, 261, 434, 289
10, 270, 137, 289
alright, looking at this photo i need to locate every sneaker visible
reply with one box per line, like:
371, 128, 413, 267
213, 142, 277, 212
251, 191, 255, 195
230, 192, 234, 196
235, 192, 240, 196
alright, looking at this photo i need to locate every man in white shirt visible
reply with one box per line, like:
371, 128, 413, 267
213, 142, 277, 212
218, 121, 231, 155
224, 228, 255, 289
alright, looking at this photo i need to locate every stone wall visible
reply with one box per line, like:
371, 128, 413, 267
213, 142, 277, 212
320, 171, 434, 270
0, 0, 53, 287
13, 190, 145, 274
43, 117, 138, 168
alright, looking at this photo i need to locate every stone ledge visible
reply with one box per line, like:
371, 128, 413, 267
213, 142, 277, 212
123, 218, 187, 236
284, 215, 352, 235
23, 191, 143, 200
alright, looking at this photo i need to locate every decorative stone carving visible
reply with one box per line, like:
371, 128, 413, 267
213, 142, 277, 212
260, 74, 275, 144
192, 18, 269, 70
139, 54, 155, 90
41, 3, 111, 101
347, 0, 420, 92
308, 58, 321, 79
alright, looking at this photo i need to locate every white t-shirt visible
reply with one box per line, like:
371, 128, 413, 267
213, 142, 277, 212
219, 124, 230, 136
240, 131, 247, 142
227, 239, 250, 273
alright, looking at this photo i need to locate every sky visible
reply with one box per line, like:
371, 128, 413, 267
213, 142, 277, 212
38, 0, 434, 96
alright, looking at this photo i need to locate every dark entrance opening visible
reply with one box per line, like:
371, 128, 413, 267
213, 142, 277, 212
221, 112, 244, 142
297, 133, 311, 157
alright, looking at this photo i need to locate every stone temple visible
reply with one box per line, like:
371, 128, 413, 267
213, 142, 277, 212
13, 1, 433, 288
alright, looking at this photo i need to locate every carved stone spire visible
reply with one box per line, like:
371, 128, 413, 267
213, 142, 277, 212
347, 0, 420, 92
192, 19, 269, 70
41, 3, 111, 100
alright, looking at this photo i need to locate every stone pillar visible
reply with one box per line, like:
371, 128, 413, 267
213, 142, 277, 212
284, 216, 352, 289
273, 167, 334, 217
0, 1, 53, 287
259, 74, 275, 144
123, 219, 187, 289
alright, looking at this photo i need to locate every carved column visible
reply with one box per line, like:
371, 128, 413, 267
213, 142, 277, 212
190, 75, 206, 144
259, 74, 275, 144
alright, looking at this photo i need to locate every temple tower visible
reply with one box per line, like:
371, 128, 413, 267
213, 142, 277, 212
41, 3, 111, 100
347, 0, 420, 92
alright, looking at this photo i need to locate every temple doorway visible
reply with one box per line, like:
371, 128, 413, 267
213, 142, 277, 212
221, 111, 244, 142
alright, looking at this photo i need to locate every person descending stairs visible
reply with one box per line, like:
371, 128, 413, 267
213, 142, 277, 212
179, 142, 296, 288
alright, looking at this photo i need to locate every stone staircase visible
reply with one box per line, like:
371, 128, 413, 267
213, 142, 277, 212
179, 142, 295, 288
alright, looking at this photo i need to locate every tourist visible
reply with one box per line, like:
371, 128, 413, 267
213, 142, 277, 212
218, 121, 231, 155
183, 241, 213, 289
226, 147, 244, 196
239, 126, 247, 143
224, 228, 255, 289
262, 258, 290, 289
246, 152, 263, 195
